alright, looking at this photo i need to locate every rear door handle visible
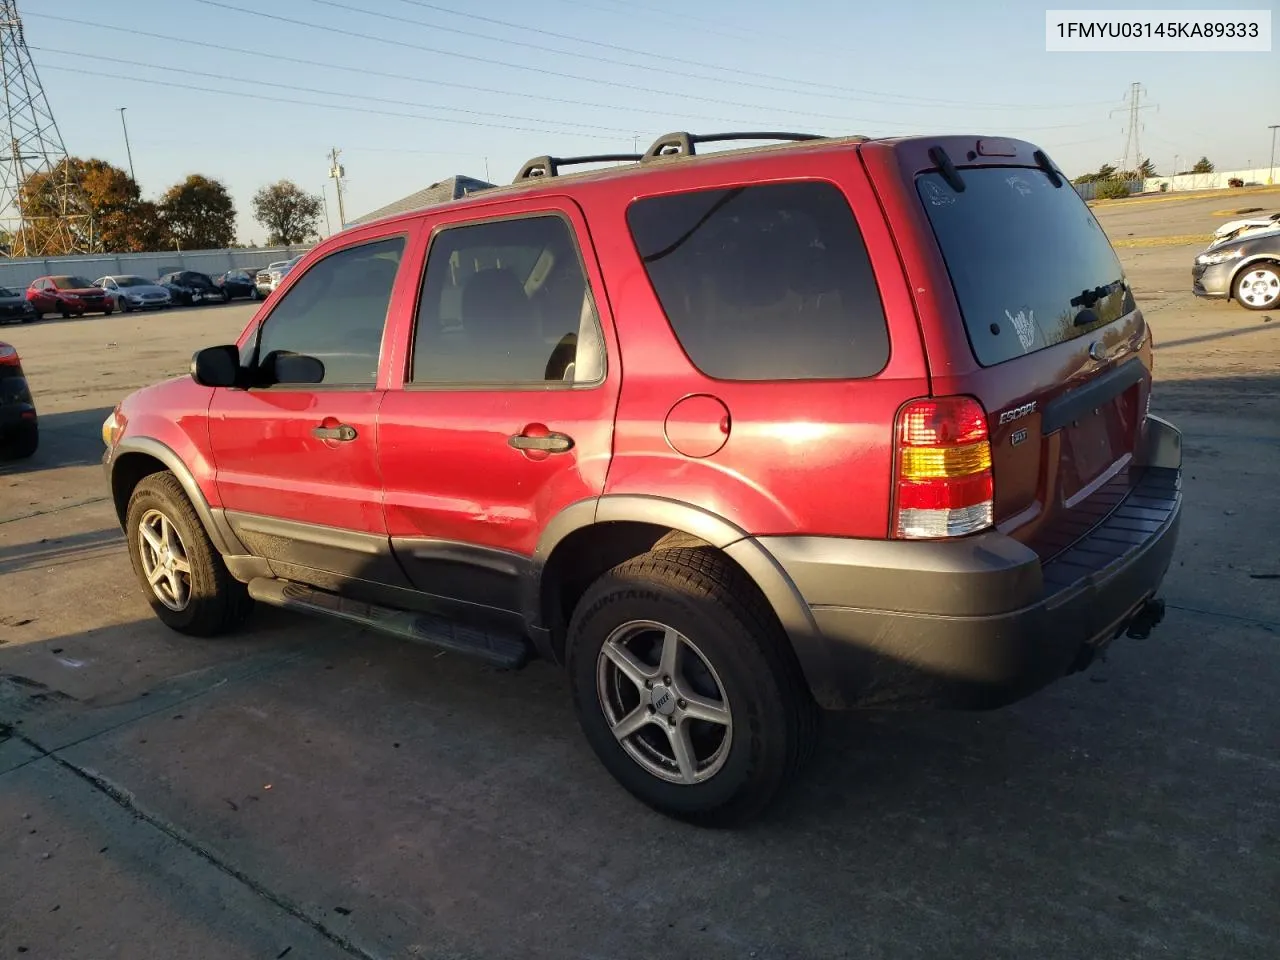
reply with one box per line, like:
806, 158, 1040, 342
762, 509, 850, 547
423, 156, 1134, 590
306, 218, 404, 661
508, 431, 574, 454
312, 424, 358, 442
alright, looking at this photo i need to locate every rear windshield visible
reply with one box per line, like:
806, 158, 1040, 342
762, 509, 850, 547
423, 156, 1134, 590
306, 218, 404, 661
917, 167, 1135, 366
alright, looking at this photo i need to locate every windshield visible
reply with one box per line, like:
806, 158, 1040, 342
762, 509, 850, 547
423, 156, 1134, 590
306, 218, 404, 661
53, 276, 95, 290
917, 167, 1135, 366
0, 287, 16, 297
115, 276, 151, 287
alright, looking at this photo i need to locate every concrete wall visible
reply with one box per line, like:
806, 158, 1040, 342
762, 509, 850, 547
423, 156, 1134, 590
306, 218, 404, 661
1141, 167, 1278, 193
0, 244, 315, 290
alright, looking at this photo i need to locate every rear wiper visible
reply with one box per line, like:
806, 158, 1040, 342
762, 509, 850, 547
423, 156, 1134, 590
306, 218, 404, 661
1071, 279, 1124, 317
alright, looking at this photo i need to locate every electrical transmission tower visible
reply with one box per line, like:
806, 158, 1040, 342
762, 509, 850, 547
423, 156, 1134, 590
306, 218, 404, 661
1110, 82, 1158, 177
0, 0, 90, 257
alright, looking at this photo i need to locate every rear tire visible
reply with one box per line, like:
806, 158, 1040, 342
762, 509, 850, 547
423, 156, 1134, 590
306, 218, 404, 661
566, 547, 819, 827
125, 471, 253, 636
0, 421, 38, 460
1234, 262, 1280, 311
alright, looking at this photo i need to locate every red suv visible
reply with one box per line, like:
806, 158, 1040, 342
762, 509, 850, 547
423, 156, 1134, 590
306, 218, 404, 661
102, 132, 1182, 826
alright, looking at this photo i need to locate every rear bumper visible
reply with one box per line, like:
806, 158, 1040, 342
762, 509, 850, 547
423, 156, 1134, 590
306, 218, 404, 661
762, 415, 1183, 711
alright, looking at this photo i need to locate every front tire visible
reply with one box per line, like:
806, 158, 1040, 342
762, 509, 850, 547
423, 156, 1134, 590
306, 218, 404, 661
125, 471, 253, 636
566, 547, 819, 827
1234, 262, 1280, 311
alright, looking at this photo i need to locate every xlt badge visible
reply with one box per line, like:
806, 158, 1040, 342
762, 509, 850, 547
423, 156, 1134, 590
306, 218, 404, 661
997, 401, 1037, 425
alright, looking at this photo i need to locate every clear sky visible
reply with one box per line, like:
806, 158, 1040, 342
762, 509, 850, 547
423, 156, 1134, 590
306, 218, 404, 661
24, 0, 1280, 244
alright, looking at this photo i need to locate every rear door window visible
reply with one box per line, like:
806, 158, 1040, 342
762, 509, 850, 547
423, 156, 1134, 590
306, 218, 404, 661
626, 181, 890, 381
916, 167, 1136, 366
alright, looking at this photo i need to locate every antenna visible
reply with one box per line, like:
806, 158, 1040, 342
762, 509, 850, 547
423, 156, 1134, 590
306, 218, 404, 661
0, 0, 93, 256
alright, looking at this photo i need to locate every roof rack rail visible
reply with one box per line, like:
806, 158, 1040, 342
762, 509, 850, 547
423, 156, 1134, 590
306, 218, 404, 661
513, 153, 642, 183
641, 131, 826, 161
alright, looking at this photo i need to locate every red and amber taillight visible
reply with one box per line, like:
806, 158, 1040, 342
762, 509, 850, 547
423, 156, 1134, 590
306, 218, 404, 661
893, 396, 994, 539
0, 344, 20, 366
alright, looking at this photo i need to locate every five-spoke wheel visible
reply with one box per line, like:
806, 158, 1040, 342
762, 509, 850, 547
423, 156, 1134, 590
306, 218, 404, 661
598, 620, 733, 785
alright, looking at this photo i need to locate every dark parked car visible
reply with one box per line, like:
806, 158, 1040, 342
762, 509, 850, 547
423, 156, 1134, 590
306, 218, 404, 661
0, 285, 38, 324
27, 275, 114, 318
1192, 219, 1280, 310
214, 269, 262, 301
0, 340, 38, 459
159, 271, 228, 306
103, 131, 1181, 826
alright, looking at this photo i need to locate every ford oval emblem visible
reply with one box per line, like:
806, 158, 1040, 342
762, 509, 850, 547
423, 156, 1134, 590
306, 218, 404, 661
1089, 340, 1107, 362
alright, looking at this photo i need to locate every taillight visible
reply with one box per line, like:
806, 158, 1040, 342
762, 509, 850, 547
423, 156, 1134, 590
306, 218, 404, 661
893, 396, 994, 539
0, 344, 19, 366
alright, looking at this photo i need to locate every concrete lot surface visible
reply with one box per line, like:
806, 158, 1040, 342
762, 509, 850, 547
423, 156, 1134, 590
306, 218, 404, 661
2, 193, 1279, 959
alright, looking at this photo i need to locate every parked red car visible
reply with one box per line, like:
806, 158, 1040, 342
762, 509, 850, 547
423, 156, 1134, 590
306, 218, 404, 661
102, 131, 1182, 826
27, 275, 114, 319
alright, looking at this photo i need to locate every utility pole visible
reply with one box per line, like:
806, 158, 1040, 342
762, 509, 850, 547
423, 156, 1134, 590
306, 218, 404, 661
327, 147, 346, 229
1109, 82, 1157, 178
116, 107, 135, 182
1269, 125, 1279, 186
320, 182, 331, 237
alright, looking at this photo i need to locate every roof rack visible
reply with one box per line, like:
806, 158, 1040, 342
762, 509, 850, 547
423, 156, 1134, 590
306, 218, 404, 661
513, 153, 642, 183
641, 131, 826, 161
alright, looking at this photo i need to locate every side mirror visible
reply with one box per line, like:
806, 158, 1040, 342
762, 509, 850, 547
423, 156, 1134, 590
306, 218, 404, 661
190, 344, 241, 388
262, 350, 325, 385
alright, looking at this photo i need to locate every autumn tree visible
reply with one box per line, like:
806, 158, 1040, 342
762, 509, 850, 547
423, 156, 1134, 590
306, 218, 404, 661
252, 180, 322, 245
15, 157, 163, 255
160, 174, 236, 249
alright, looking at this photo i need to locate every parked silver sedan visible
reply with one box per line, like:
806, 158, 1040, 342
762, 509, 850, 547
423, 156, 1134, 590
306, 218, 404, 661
94, 275, 173, 312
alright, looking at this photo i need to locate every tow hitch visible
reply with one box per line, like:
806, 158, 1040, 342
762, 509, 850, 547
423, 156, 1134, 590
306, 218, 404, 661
1125, 597, 1166, 639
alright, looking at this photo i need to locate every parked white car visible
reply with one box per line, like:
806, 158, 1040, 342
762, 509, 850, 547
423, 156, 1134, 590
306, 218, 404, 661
94, 275, 173, 312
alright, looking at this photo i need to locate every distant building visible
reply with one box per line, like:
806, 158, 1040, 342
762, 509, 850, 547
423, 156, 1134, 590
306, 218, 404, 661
346, 175, 496, 227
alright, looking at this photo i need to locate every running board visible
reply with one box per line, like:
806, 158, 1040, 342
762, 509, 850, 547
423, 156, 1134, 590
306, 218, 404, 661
246, 578, 531, 669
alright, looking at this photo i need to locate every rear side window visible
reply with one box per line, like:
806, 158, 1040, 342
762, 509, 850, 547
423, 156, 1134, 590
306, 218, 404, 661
626, 181, 890, 381
917, 167, 1136, 367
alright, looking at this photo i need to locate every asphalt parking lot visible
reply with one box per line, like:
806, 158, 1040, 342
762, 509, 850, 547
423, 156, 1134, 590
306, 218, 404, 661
2, 194, 1279, 959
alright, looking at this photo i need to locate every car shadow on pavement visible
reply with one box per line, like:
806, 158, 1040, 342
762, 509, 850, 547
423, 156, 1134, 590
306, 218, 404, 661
0, 406, 115, 476
0, 528, 124, 576
2, 599, 1277, 958
1158, 317, 1277, 350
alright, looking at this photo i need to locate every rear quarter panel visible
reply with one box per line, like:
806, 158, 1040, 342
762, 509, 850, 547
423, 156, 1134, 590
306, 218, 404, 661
579, 146, 930, 538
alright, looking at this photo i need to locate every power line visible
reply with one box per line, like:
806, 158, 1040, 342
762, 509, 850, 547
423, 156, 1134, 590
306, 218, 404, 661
192, 0, 1019, 127
34, 63, 636, 141
30, 46, 639, 137
26, 14, 1110, 138
371, 0, 1115, 111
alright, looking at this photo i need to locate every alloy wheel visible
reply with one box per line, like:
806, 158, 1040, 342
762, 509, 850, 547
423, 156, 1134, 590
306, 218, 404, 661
137, 508, 192, 611
596, 619, 733, 785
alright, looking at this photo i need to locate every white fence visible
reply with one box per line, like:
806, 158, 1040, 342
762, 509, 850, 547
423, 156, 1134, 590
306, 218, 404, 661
1142, 167, 1278, 193
0, 244, 315, 290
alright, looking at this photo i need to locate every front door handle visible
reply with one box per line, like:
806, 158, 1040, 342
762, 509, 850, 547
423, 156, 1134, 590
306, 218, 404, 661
312, 423, 358, 442
508, 431, 574, 454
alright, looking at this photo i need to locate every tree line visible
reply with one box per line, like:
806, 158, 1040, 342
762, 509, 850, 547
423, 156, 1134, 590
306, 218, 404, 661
9, 157, 325, 257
